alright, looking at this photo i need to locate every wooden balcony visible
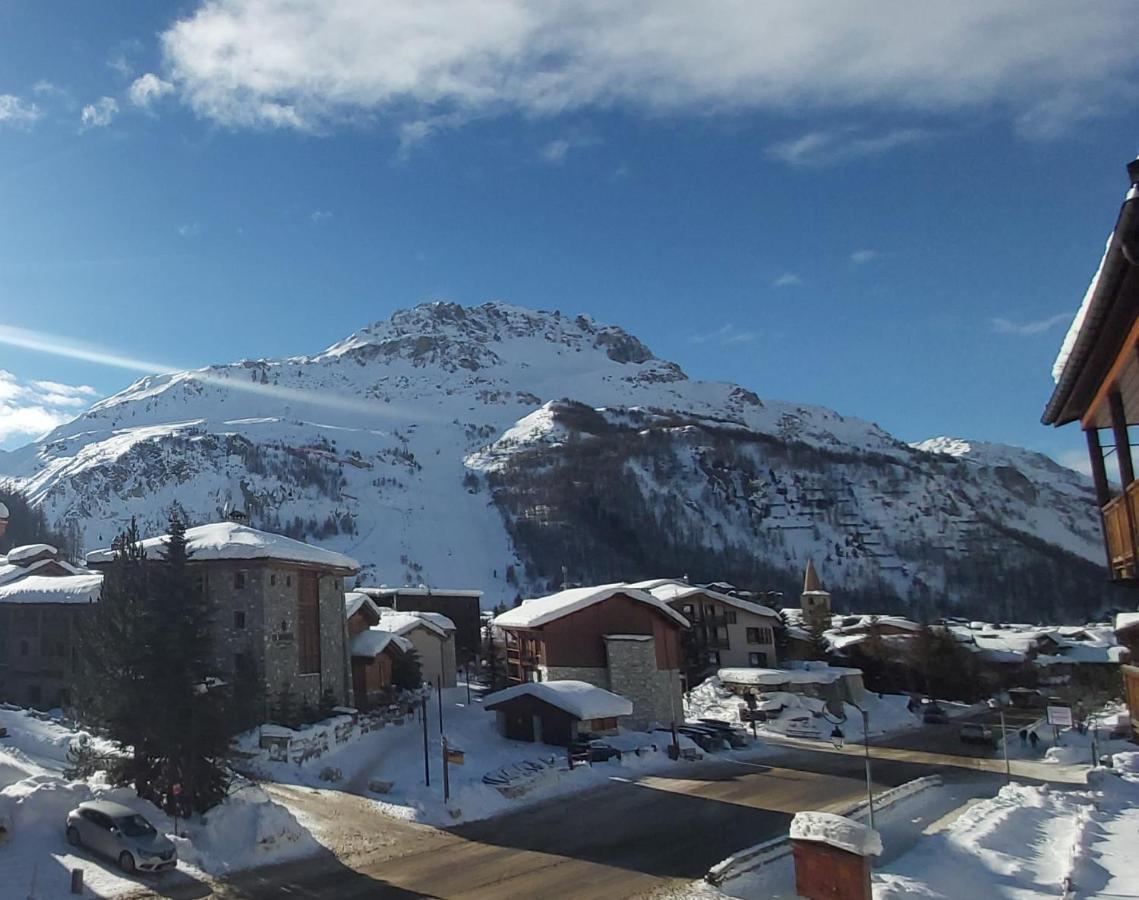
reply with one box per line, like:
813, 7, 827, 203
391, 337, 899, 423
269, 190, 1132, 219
1103, 479, 1139, 580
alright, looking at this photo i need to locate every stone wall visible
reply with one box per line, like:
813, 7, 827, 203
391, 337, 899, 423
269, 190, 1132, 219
604, 636, 682, 729
540, 664, 608, 687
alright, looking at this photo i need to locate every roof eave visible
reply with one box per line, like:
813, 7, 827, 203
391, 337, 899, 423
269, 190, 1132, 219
1044, 186, 1139, 426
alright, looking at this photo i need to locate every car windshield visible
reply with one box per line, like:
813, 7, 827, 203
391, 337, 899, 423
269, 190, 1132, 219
116, 814, 156, 838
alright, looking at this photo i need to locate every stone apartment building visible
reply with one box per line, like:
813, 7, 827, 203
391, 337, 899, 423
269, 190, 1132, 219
631, 579, 780, 688
0, 544, 101, 709
494, 584, 689, 730
88, 520, 359, 711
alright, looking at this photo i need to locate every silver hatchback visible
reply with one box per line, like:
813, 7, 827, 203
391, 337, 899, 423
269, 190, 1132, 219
65, 800, 177, 874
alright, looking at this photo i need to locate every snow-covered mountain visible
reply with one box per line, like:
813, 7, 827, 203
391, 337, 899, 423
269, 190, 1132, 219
0, 302, 1109, 619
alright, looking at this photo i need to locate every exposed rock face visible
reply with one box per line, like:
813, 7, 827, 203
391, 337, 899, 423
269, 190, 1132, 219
0, 301, 1108, 619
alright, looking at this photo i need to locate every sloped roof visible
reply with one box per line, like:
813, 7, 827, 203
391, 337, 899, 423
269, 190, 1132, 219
494, 583, 689, 629
345, 591, 382, 621
376, 609, 451, 638
483, 680, 633, 720
350, 627, 413, 659
0, 557, 84, 587
0, 573, 102, 605
1116, 611, 1139, 635
86, 521, 360, 573
803, 558, 822, 593
643, 580, 777, 618
358, 585, 483, 599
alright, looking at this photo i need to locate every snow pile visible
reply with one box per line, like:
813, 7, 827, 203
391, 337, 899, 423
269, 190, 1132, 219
171, 783, 319, 875
790, 811, 882, 857
873, 769, 1139, 899
483, 681, 633, 720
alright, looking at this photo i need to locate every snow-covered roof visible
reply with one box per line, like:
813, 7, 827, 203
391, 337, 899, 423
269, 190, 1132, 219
718, 665, 861, 686
494, 583, 689, 630
483, 680, 634, 720
642, 580, 778, 619
86, 521, 360, 573
358, 585, 483, 598
1116, 612, 1139, 635
416, 611, 456, 632
0, 557, 84, 587
350, 628, 413, 658
345, 591, 382, 621
5, 544, 58, 565
790, 812, 882, 858
0, 573, 102, 605
376, 609, 451, 638
1052, 232, 1114, 384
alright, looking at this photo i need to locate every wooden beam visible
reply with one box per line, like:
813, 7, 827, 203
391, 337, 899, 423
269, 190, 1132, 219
1079, 312, 1139, 429
1110, 390, 1136, 486
1086, 427, 1112, 506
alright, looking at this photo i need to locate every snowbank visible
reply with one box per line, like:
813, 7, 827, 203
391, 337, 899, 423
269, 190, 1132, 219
790, 812, 882, 857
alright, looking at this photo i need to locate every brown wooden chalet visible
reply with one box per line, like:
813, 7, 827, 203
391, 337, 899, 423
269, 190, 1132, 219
1045, 158, 1139, 583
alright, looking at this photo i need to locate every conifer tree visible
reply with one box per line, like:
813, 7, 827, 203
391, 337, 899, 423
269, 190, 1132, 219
807, 616, 830, 661
392, 646, 423, 692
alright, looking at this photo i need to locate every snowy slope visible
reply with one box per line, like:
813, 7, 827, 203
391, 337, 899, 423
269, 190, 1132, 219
0, 302, 1106, 616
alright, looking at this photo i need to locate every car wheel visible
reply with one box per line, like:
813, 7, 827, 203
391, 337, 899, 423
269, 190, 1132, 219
66, 825, 81, 847
119, 851, 136, 874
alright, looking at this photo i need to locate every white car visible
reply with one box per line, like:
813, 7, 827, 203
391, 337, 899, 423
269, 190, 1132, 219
65, 800, 177, 874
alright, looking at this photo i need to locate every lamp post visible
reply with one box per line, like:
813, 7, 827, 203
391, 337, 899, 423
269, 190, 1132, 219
988, 699, 1011, 782
850, 702, 874, 830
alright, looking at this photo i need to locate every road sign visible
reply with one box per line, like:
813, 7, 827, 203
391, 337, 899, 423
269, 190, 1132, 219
1046, 706, 1072, 727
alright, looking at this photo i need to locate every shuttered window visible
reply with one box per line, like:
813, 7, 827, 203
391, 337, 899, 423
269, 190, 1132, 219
297, 573, 321, 675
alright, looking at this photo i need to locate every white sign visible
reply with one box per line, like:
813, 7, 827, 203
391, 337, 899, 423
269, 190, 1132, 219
1046, 706, 1073, 727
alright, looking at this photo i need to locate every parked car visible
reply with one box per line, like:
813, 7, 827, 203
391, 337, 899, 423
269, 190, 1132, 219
696, 718, 750, 748
65, 800, 177, 874
568, 739, 622, 763
922, 704, 949, 725
958, 723, 996, 747
1007, 688, 1046, 710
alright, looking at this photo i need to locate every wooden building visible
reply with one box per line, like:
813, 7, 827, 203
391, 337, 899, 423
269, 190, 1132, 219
493, 584, 688, 729
1044, 157, 1139, 583
345, 592, 412, 709
482, 680, 632, 746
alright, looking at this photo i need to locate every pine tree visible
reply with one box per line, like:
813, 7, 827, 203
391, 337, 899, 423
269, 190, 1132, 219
392, 646, 423, 692
773, 607, 791, 659
807, 616, 830, 661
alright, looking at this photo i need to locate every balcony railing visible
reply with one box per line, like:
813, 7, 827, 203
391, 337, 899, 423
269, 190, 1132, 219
1103, 479, 1139, 580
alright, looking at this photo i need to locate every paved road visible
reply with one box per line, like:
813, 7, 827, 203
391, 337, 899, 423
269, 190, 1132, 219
199, 746, 1001, 900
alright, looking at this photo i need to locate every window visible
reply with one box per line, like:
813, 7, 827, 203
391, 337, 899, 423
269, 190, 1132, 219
234, 651, 250, 673
297, 572, 321, 674
233, 610, 246, 629
234, 571, 246, 590
746, 627, 773, 645
708, 651, 721, 666
725, 611, 737, 625
748, 652, 769, 667
682, 604, 695, 619
286, 574, 292, 588
703, 603, 715, 618
270, 573, 277, 586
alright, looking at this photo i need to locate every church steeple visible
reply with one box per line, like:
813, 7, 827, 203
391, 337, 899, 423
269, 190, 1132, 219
800, 558, 832, 628
803, 557, 822, 593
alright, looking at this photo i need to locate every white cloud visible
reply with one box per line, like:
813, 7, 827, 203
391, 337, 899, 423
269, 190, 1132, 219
80, 97, 118, 130
767, 127, 929, 167
129, 73, 175, 108
772, 273, 802, 288
177, 223, 200, 238
691, 324, 756, 346
991, 313, 1070, 336
158, 1, 1139, 133
309, 210, 333, 224
0, 95, 41, 128
0, 371, 99, 444
541, 139, 571, 164
850, 249, 878, 264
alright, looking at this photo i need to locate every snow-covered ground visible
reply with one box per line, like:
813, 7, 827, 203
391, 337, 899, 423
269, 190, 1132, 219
238, 685, 727, 827
0, 706, 318, 899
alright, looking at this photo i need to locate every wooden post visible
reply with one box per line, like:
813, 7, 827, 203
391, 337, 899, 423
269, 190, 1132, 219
1109, 390, 1139, 575
1086, 428, 1112, 507
1109, 391, 1135, 487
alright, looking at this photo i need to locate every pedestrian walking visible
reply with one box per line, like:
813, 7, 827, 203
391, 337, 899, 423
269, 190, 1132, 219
1029, 730, 1039, 750
1019, 728, 1028, 745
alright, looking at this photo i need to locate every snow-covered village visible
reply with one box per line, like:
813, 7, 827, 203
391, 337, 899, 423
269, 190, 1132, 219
2, 5, 1139, 900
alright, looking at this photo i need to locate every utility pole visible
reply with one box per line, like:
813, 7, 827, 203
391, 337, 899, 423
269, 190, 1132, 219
857, 704, 874, 830
442, 735, 451, 803
465, 666, 471, 705
421, 695, 430, 786
437, 674, 444, 732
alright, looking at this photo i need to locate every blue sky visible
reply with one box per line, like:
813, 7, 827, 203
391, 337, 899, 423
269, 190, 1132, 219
1, 2, 1137, 473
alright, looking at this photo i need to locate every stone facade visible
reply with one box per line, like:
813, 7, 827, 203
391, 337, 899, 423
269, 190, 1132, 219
198, 561, 351, 710
604, 636, 683, 730
0, 603, 91, 709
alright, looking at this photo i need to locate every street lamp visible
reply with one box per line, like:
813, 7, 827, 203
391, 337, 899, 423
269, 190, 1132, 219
825, 704, 873, 829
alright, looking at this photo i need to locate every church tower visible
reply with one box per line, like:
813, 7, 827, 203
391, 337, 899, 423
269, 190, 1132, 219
800, 558, 832, 628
